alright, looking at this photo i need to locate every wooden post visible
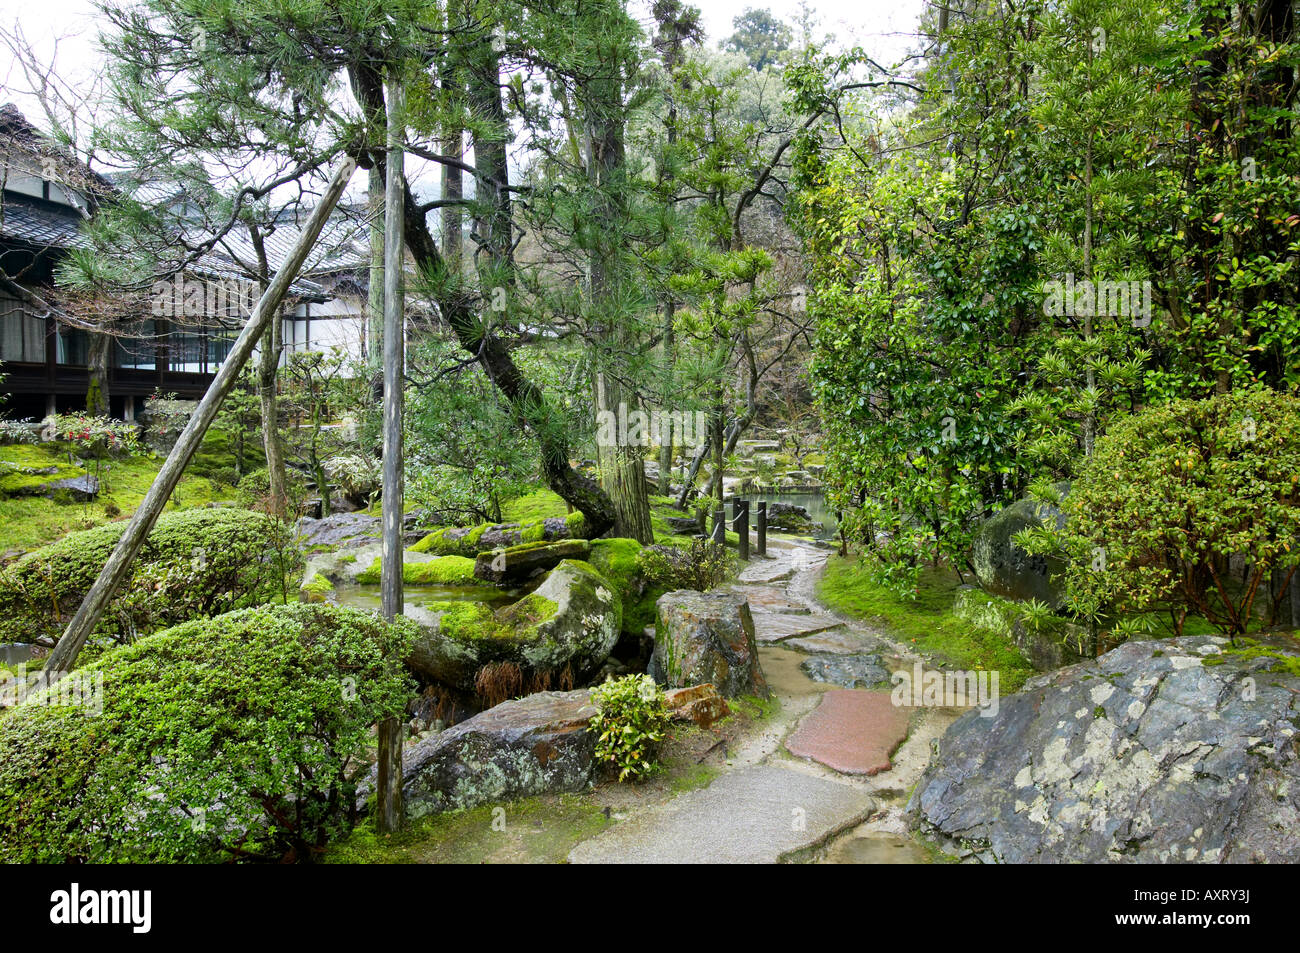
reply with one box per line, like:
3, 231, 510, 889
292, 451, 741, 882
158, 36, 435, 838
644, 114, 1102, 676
376, 74, 406, 835
711, 506, 725, 546
733, 498, 749, 561
755, 501, 767, 557
44, 156, 357, 676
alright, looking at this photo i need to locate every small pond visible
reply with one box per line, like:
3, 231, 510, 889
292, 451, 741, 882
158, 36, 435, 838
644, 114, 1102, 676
741, 490, 838, 539
0, 643, 35, 666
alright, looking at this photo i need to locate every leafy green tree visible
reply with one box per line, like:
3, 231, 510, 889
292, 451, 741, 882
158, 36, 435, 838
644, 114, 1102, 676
720, 7, 793, 72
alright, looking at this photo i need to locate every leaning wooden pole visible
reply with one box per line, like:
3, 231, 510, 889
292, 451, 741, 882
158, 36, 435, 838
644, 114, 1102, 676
44, 156, 358, 676
375, 74, 406, 834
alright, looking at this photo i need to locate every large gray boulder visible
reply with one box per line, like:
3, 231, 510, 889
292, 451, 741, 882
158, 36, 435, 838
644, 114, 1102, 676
407, 559, 622, 693
397, 689, 599, 818
971, 484, 1069, 608
368, 683, 729, 817
910, 634, 1300, 863
653, 590, 768, 698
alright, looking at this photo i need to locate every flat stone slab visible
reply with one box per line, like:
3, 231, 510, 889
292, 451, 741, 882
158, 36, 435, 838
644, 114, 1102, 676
786, 690, 911, 776
801, 654, 893, 690
750, 610, 844, 644
730, 585, 809, 614
567, 765, 870, 864
784, 628, 890, 655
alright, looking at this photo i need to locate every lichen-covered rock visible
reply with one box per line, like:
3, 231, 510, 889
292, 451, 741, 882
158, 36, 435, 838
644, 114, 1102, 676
297, 511, 428, 550
407, 559, 622, 693
368, 683, 728, 817
653, 590, 768, 699
910, 634, 1300, 863
970, 485, 1069, 608
397, 689, 598, 818
473, 539, 591, 585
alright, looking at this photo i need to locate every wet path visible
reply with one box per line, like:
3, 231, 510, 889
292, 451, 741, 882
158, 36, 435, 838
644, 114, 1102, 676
568, 536, 960, 864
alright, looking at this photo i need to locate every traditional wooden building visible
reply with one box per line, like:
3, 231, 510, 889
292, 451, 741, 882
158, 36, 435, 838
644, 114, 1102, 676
0, 105, 373, 422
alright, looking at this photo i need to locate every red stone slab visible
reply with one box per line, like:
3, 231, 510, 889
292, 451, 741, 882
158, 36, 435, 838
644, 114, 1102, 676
785, 690, 911, 775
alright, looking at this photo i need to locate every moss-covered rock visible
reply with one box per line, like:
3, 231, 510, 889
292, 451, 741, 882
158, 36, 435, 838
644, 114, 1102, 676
407, 559, 621, 695
473, 538, 591, 585
410, 517, 579, 556
970, 484, 1070, 608
300, 573, 335, 603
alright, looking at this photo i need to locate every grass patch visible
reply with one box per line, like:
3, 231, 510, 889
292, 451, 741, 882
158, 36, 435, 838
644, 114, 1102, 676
817, 555, 1035, 692
325, 794, 610, 864
0, 442, 240, 553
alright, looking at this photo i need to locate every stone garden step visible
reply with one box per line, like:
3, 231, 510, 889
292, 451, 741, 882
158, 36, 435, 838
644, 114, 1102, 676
785, 690, 912, 776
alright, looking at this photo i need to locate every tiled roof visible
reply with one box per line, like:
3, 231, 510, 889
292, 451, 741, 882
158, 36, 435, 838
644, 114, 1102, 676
0, 195, 88, 249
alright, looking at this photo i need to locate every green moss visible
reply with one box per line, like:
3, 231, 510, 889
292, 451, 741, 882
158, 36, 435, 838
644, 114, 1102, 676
300, 573, 335, 603
338, 553, 357, 565
410, 527, 453, 554
324, 794, 610, 864
817, 556, 1035, 692
356, 554, 483, 587
564, 510, 586, 536
428, 601, 505, 641
1203, 637, 1300, 677
495, 592, 559, 629
500, 489, 570, 524
520, 521, 546, 543
0, 443, 241, 552
670, 763, 720, 794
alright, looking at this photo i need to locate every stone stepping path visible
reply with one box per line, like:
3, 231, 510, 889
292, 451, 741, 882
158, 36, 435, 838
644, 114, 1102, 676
567, 765, 871, 864
785, 690, 911, 776
564, 537, 936, 864
731, 584, 809, 614
784, 628, 887, 656
750, 610, 846, 645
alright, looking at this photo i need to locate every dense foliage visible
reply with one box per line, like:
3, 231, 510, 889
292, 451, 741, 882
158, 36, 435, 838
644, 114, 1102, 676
797, 0, 1300, 604
0, 603, 415, 862
1019, 389, 1300, 639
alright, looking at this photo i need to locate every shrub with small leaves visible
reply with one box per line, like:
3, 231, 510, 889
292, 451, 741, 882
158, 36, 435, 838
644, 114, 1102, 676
0, 603, 416, 863
1018, 389, 1300, 640
589, 674, 671, 782
637, 538, 730, 592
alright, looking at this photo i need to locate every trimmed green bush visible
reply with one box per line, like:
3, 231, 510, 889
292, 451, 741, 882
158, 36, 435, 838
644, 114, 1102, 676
1019, 389, 1300, 640
0, 508, 300, 649
0, 603, 416, 863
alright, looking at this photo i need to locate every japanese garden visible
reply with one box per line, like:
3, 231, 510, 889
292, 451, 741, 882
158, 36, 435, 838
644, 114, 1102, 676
0, 0, 1297, 873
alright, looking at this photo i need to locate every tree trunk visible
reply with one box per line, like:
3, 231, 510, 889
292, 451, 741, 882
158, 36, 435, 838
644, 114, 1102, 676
376, 74, 406, 835
258, 319, 287, 515
85, 332, 110, 417
348, 62, 617, 538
